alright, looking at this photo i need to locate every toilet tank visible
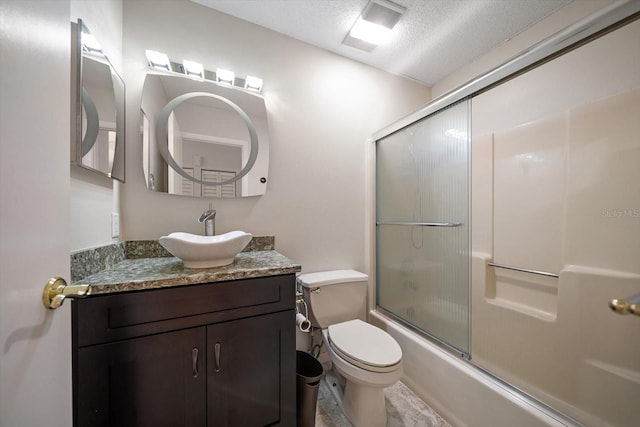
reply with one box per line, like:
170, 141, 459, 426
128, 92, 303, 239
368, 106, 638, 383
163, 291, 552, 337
297, 270, 368, 329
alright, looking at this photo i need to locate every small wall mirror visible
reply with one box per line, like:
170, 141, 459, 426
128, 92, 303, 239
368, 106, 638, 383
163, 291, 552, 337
141, 72, 269, 198
71, 19, 125, 182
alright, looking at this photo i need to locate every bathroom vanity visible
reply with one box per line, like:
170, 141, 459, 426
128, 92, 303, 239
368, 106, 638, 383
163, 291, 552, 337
71, 249, 300, 427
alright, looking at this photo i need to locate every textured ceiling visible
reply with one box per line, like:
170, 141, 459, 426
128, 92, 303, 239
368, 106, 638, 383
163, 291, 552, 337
191, 0, 572, 86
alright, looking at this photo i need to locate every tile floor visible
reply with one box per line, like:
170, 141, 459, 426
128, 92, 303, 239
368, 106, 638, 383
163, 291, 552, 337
314, 378, 451, 427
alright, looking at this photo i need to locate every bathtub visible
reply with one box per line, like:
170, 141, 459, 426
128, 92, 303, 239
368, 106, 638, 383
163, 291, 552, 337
368, 311, 579, 427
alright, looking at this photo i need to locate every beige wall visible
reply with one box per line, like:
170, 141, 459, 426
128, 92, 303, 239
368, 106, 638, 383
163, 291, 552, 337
121, 0, 431, 272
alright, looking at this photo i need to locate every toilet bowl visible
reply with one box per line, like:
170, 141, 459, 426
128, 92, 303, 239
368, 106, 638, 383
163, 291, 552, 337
323, 320, 402, 427
298, 270, 403, 427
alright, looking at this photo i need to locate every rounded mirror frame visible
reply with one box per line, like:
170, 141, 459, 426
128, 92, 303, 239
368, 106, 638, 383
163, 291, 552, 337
72, 19, 126, 182
81, 88, 100, 156
155, 91, 259, 187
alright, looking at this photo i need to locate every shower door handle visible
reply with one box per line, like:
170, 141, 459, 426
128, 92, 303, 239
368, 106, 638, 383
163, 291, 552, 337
609, 293, 640, 316
377, 221, 463, 227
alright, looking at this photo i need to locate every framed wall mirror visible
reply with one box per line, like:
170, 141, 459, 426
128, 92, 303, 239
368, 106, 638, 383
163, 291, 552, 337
71, 19, 125, 182
141, 72, 269, 198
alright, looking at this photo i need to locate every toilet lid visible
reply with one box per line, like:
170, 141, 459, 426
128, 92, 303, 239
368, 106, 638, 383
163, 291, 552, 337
328, 319, 402, 373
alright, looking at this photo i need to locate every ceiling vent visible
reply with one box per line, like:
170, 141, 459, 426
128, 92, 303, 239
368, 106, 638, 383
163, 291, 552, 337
343, 0, 406, 52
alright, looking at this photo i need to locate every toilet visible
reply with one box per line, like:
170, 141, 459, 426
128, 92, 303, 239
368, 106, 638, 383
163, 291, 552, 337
298, 270, 403, 427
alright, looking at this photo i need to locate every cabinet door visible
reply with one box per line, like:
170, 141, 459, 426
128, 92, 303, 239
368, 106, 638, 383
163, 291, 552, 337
76, 327, 206, 427
207, 311, 295, 427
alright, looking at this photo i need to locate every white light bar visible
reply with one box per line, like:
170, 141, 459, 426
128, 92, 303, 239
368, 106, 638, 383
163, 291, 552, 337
144, 51, 264, 92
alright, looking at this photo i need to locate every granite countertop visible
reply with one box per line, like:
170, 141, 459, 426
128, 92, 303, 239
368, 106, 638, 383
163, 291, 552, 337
77, 250, 301, 295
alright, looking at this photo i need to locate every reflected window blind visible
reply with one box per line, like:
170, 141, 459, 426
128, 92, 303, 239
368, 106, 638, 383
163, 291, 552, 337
201, 169, 236, 198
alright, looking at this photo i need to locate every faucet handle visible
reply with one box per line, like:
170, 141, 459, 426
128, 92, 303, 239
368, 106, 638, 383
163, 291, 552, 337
198, 209, 216, 223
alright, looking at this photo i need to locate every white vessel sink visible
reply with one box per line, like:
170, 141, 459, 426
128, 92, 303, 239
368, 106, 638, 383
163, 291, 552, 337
159, 231, 252, 268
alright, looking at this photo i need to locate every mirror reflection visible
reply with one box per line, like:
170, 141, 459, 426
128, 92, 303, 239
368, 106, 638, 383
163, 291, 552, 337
141, 72, 269, 198
72, 19, 125, 182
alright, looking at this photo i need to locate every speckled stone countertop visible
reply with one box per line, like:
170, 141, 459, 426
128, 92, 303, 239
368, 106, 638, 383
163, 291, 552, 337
77, 250, 301, 296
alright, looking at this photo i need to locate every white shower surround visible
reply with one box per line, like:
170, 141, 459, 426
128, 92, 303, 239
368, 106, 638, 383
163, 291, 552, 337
367, 6, 640, 427
369, 310, 571, 427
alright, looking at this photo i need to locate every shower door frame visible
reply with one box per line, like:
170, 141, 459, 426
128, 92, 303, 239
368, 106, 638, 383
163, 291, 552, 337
365, 3, 640, 425
373, 99, 473, 357
365, 0, 640, 334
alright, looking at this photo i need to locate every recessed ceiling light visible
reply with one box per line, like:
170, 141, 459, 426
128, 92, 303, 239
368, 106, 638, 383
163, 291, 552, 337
343, 0, 405, 52
349, 17, 393, 45
362, 0, 405, 28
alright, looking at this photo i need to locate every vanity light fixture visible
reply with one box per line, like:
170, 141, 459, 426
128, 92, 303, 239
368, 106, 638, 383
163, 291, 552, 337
145, 51, 263, 93
183, 60, 204, 78
216, 68, 235, 86
145, 50, 171, 71
244, 75, 263, 92
343, 0, 405, 52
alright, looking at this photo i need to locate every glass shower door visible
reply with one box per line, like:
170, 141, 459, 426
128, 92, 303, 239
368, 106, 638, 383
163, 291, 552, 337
376, 100, 471, 355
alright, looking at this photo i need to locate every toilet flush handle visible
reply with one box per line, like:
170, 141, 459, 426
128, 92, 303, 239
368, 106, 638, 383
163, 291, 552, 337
311, 287, 321, 293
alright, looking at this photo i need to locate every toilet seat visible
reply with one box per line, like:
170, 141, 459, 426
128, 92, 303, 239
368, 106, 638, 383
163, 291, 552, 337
328, 319, 402, 373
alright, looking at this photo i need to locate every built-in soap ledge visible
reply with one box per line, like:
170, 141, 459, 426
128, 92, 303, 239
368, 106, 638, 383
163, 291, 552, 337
488, 267, 559, 321
475, 256, 559, 321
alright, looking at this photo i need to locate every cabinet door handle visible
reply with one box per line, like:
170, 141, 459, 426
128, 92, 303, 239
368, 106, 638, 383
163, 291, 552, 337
192, 347, 199, 378
214, 342, 222, 373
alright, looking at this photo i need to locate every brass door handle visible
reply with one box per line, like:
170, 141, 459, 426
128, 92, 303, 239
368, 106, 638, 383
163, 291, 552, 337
42, 277, 91, 309
609, 293, 640, 316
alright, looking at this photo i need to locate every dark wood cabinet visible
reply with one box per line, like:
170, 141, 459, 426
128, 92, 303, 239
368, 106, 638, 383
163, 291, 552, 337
72, 274, 296, 427
77, 327, 207, 427
207, 312, 291, 426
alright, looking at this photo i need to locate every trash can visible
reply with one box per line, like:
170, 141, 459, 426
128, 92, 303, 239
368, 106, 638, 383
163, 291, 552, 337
296, 350, 324, 427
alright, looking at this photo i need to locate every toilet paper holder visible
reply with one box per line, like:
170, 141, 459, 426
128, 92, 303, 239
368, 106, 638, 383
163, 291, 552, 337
295, 295, 311, 332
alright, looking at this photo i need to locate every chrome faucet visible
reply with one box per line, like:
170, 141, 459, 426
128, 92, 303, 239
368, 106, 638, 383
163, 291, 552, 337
198, 205, 216, 236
